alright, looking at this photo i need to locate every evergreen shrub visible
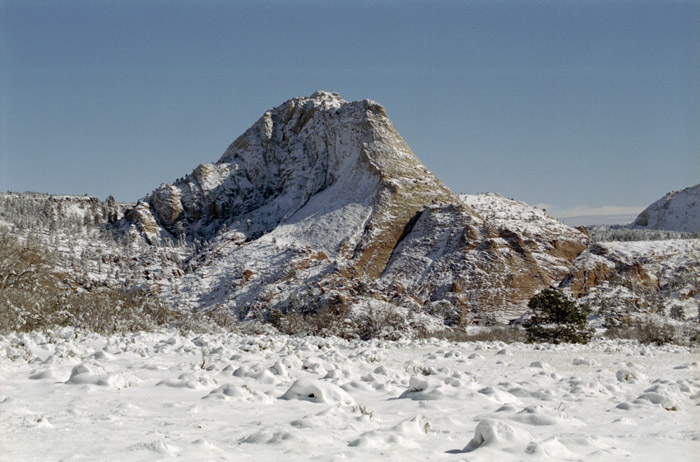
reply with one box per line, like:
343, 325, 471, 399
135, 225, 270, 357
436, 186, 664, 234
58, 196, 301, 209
524, 288, 593, 344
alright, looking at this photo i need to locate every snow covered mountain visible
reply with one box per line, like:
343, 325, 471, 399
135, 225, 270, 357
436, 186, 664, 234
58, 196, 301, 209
630, 184, 700, 232
3, 92, 697, 327
132, 91, 455, 264
122, 92, 588, 321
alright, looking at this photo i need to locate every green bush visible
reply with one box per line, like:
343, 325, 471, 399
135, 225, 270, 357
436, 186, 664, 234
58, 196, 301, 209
669, 305, 686, 321
524, 288, 592, 344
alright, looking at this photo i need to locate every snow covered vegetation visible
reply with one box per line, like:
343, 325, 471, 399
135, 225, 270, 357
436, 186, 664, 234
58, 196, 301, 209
1, 91, 699, 459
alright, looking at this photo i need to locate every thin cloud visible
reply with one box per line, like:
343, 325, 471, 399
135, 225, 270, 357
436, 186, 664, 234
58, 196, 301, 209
546, 205, 645, 219
536, 204, 646, 227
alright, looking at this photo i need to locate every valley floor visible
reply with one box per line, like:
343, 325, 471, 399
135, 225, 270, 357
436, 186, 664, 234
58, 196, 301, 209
1, 329, 699, 461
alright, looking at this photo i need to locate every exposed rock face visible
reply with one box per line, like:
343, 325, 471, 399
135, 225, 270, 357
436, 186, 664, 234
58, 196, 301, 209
130, 91, 456, 274
378, 203, 552, 320
630, 184, 700, 232
384, 200, 589, 321
125, 202, 161, 244
560, 239, 700, 315
557, 186, 700, 315
560, 242, 660, 297
124, 92, 589, 320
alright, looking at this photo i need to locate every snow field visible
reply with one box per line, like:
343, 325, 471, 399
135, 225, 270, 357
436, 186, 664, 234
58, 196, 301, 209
1, 330, 699, 461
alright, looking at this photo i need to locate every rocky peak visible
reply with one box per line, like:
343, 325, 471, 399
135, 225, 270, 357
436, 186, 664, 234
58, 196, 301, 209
128, 91, 460, 270
630, 183, 700, 232
122, 92, 590, 320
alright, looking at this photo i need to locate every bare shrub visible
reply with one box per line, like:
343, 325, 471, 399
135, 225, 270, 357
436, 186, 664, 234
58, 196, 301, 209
428, 326, 527, 343
352, 306, 408, 341
270, 302, 426, 340
269, 303, 352, 337
168, 306, 240, 334
603, 317, 700, 346
0, 228, 240, 335
0, 229, 64, 333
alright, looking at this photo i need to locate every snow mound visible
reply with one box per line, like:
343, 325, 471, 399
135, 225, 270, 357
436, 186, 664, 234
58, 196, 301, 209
398, 375, 476, 401
155, 373, 214, 390
463, 418, 533, 452
128, 440, 181, 456
348, 415, 430, 449
29, 369, 57, 380
280, 378, 356, 405
232, 365, 279, 384
65, 363, 139, 388
478, 386, 523, 404
506, 405, 585, 427
1, 330, 700, 460
204, 384, 273, 403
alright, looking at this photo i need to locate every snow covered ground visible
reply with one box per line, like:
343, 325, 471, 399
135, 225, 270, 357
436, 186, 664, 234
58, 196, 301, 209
1, 330, 699, 461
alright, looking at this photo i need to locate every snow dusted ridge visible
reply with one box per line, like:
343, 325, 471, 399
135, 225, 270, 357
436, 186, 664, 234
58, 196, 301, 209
460, 193, 579, 239
631, 184, 700, 232
2, 329, 699, 461
561, 238, 700, 322
378, 195, 588, 320
136, 90, 454, 253
2, 93, 696, 325
121, 92, 589, 319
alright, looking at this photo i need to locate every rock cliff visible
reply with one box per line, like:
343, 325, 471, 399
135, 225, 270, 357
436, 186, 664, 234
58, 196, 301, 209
125, 92, 589, 321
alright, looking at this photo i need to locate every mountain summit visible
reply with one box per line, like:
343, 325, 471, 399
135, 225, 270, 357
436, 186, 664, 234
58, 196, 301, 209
131, 90, 458, 276
125, 92, 588, 322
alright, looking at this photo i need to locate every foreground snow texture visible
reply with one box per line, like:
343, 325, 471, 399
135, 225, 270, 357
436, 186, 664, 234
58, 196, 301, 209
1, 331, 699, 461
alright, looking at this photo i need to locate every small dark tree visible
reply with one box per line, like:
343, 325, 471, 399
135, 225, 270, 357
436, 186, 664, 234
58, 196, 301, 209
669, 305, 686, 321
524, 288, 592, 344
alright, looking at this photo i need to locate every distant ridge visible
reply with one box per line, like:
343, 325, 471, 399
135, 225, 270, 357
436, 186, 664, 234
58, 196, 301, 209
630, 184, 700, 232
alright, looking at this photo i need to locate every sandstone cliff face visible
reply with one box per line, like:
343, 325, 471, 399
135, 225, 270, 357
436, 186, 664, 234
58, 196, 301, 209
124, 92, 589, 320
125, 202, 160, 242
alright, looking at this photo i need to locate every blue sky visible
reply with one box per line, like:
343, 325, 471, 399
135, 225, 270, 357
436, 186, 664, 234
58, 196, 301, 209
1, 0, 698, 224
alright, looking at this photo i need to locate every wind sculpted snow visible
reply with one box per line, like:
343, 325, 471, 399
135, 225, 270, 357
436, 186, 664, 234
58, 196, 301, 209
1, 329, 699, 461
